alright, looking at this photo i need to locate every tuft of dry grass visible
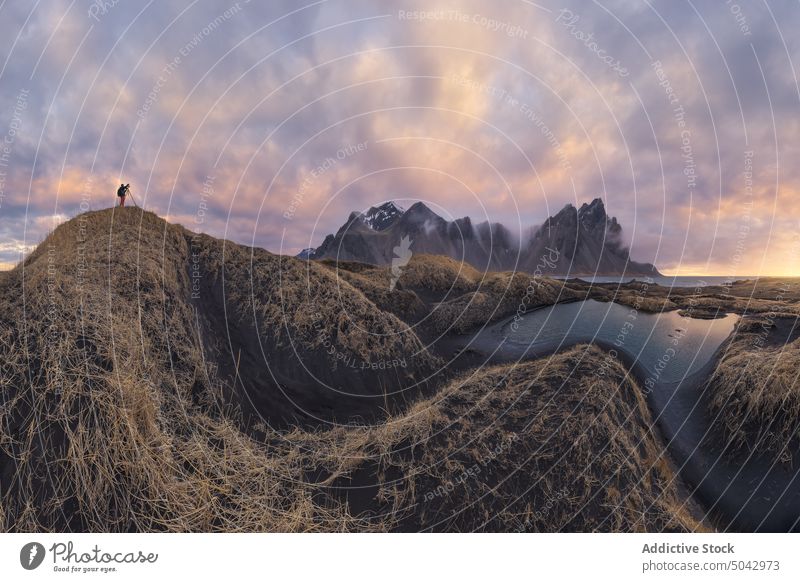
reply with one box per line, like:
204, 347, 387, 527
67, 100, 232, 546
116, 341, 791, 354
388, 254, 483, 293
315, 261, 428, 324
706, 317, 800, 463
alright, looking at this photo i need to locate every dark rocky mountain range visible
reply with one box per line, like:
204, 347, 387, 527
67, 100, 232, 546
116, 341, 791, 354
306, 198, 661, 276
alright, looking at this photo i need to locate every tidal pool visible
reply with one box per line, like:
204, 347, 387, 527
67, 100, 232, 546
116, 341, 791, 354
466, 299, 738, 382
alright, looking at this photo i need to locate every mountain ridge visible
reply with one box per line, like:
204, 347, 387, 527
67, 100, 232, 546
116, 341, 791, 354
306, 198, 661, 276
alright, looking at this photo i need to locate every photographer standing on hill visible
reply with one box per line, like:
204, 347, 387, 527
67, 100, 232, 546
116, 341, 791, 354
116, 183, 130, 207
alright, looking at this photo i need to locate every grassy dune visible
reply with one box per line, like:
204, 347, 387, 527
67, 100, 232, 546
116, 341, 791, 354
0, 209, 354, 531
0, 209, 710, 531
0, 208, 433, 530
706, 316, 800, 463
284, 345, 707, 532
324, 254, 584, 335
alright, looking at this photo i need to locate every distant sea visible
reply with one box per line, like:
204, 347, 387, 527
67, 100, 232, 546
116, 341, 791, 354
555, 275, 760, 288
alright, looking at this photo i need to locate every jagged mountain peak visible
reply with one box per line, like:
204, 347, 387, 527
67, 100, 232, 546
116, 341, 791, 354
368, 201, 404, 213
404, 201, 440, 219
547, 198, 617, 233
551, 197, 604, 219
580, 197, 605, 212
578, 197, 609, 225
362, 201, 405, 231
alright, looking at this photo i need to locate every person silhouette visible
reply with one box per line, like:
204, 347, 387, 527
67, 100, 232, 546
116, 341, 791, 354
117, 183, 130, 207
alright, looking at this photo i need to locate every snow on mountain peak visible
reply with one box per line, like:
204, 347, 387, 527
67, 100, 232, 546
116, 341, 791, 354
361, 201, 405, 231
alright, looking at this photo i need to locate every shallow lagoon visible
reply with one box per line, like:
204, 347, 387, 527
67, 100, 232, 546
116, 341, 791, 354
467, 299, 738, 382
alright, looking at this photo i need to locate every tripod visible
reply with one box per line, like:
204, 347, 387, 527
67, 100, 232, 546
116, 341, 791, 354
125, 188, 138, 207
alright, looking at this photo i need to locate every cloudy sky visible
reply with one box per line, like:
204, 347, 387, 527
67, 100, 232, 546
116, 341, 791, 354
1, 0, 799, 275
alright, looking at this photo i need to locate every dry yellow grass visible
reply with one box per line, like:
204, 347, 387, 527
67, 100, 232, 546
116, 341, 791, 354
315, 261, 428, 323
706, 317, 800, 462
0, 208, 708, 532
423, 270, 581, 335
389, 254, 483, 293
0, 207, 431, 531
282, 345, 707, 532
322, 254, 584, 335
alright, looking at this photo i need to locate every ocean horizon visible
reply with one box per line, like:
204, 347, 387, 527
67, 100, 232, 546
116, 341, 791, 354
553, 275, 786, 288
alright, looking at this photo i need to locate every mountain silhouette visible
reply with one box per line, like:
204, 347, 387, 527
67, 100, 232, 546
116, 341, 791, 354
306, 199, 660, 276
